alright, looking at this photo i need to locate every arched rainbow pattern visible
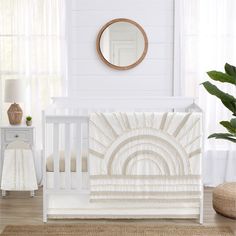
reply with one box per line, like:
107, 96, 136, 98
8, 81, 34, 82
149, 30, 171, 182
89, 112, 202, 176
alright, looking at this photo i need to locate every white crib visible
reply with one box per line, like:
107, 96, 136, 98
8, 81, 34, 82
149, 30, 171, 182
42, 97, 203, 223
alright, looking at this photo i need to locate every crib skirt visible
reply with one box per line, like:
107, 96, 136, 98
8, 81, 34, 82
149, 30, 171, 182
1, 149, 38, 191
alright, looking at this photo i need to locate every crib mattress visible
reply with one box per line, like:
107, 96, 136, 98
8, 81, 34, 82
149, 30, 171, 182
46, 151, 88, 172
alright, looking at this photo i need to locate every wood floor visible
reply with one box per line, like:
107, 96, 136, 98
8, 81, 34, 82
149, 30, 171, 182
0, 187, 235, 235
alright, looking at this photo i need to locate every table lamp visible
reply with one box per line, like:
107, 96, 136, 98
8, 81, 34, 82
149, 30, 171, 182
4, 79, 24, 125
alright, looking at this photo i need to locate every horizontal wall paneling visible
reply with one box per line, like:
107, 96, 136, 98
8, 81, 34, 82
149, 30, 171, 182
68, 0, 175, 99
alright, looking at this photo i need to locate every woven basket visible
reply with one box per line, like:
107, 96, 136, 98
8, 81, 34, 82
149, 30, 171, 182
213, 182, 236, 219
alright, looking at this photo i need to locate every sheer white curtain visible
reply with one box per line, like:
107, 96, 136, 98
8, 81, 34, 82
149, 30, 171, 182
0, 0, 66, 139
0, 0, 66, 181
177, 0, 236, 186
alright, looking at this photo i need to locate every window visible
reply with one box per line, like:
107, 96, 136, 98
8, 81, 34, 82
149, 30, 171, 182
0, 0, 66, 123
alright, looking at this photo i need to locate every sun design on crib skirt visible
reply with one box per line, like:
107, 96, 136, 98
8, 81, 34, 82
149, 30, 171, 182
89, 112, 202, 176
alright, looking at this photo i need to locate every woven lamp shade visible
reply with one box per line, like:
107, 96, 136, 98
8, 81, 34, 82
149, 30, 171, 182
4, 79, 25, 125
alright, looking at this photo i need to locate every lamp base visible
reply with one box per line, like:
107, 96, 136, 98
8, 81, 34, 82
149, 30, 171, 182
7, 103, 23, 125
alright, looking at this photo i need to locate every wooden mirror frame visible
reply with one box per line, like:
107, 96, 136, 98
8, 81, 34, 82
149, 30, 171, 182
96, 18, 148, 70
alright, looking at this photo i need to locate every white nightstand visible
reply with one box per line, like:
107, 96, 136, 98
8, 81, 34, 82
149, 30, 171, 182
0, 126, 36, 197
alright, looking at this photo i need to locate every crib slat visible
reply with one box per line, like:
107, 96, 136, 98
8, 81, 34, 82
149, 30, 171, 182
76, 122, 82, 190
53, 123, 60, 190
65, 123, 71, 190
85, 119, 90, 175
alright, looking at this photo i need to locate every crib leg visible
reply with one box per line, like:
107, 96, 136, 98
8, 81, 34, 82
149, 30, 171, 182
199, 201, 204, 224
43, 193, 47, 222
43, 213, 47, 223
2, 190, 6, 197
43, 207, 47, 223
30, 190, 35, 197
199, 214, 203, 224
199, 189, 204, 224
43, 190, 47, 222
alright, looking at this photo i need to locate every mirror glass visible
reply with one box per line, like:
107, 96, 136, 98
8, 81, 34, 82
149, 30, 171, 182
97, 19, 148, 70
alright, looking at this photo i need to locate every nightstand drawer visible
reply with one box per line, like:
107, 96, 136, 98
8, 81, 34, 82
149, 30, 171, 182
5, 130, 31, 142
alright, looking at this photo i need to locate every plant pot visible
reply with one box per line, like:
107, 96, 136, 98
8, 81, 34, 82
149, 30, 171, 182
26, 120, 32, 126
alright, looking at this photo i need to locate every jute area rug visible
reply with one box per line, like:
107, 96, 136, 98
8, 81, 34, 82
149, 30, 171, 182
0, 223, 233, 236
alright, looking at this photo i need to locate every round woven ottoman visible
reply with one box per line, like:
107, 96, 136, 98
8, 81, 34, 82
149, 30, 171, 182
213, 182, 236, 219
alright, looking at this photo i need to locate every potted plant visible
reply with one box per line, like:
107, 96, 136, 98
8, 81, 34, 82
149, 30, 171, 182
202, 62, 236, 142
202, 62, 236, 219
26, 116, 32, 126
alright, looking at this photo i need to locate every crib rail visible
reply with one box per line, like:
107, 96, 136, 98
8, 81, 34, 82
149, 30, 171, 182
44, 97, 202, 116
43, 113, 89, 192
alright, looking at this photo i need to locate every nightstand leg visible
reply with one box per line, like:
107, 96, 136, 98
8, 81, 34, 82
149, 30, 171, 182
30, 190, 35, 197
2, 190, 6, 197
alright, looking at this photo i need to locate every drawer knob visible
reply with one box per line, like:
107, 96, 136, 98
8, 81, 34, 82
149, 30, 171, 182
15, 134, 19, 138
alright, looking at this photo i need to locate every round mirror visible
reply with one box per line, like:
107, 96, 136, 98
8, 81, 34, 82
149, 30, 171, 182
96, 18, 148, 70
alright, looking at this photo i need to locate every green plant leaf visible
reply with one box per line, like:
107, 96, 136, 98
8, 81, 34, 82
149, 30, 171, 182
208, 133, 236, 143
207, 71, 236, 85
209, 133, 234, 138
225, 63, 236, 77
230, 118, 236, 128
222, 101, 236, 116
220, 121, 236, 134
203, 63, 236, 144
201, 81, 236, 114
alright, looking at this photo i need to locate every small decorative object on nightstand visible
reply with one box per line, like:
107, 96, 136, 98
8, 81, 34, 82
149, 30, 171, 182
4, 79, 25, 125
26, 116, 32, 126
0, 126, 37, 197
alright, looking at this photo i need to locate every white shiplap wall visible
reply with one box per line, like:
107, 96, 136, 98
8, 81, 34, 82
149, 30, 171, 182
67, 0, 174, 99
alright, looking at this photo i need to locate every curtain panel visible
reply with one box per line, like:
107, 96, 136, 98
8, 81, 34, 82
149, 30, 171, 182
0, 0, 66, 141
175, 0, 236, 185
0, 0, 66, 182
